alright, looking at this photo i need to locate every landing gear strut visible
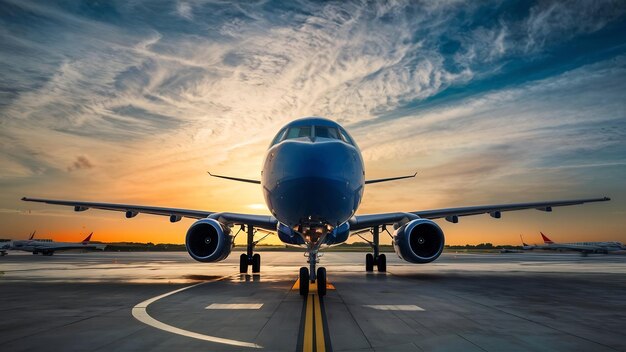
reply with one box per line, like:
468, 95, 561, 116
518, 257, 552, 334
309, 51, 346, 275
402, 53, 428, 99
299, 245, 327, 296
365, 226, 386, 272
239, 225, 261, 273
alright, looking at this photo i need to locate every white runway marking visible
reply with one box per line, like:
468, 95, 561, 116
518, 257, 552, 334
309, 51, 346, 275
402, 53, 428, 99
132, 277, 262, 349
206, 303, 263, 309
364, 305, 425, 311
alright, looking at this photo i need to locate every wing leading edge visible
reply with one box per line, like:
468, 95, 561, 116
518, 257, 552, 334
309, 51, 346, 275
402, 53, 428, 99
350, 197, 610, 231
21, 197, 278, 231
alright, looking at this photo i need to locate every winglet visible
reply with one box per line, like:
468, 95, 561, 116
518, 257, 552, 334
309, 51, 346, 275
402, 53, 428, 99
365, 172, 417, 185
208, 172, 261, 184
82, 232, 93, 244
29, 230, 36, 240
540, 232, 554, 244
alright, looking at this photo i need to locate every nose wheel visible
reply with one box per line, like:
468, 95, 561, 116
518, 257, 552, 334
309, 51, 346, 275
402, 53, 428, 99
299, 267, 309, 295
299, 266, 327, 296
316, 267, 327, 296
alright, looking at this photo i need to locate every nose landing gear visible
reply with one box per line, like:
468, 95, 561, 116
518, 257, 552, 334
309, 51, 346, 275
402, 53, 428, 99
299, 247, 327, 296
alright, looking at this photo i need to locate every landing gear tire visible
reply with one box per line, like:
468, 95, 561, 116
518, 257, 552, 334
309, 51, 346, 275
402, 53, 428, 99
252, 253, 261, 273
299, 267, 310, 296
239, 253, 248, 273
365, 253, 374, 272
32, 251, 38, 255
317, 267, 327, 296
377, 254, 387, 272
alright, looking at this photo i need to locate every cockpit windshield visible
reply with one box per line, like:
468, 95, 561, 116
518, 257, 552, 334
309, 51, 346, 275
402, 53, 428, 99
285, 126, 312, 140
270, 123, 356, 147
314, 126, 340, 139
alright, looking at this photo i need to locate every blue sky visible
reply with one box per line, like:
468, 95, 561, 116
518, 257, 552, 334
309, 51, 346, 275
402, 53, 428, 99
0, 0, 624, 243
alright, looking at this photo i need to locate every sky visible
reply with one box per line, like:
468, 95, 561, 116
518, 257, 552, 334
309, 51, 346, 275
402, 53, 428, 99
0, 0, 625, 245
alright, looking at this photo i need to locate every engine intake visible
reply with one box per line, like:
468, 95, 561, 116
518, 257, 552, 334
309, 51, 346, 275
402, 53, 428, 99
185, 218, 232, 262
393, 219, 445, 263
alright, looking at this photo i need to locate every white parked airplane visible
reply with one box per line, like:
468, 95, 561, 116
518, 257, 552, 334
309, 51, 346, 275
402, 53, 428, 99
0, 241, 11, 256
22, 117, 611, 295
520, 233, 625, 254
539, 232, 625, 254
10, 232, 106, 256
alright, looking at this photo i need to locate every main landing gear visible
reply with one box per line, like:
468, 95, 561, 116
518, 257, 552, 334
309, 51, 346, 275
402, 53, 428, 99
365, 226, 386, 272
299, 247, 327, 296
239, 225, 261, 273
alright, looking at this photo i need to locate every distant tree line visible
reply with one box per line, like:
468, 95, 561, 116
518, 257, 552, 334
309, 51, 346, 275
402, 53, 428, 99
104, 242, 186, 252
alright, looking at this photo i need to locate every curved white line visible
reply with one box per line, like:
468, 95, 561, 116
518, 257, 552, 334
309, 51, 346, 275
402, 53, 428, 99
132, 278, 262, 349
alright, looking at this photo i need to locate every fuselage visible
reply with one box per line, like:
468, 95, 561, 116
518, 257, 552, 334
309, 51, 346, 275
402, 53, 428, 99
261, 117, 364, 243
11, 239, 105, 253
546, 241, 626, 251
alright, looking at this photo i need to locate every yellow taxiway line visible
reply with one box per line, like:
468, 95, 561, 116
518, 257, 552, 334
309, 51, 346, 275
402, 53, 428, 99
295, 279, 330, 352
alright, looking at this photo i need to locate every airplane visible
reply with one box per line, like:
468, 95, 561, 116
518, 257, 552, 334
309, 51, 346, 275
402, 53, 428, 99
0, 241, 11, 256
10, 232, 106, 255
519, 233, 625, 255
0, 231, 36, 256
538, 232, 625, 255
22, 117, 611, 296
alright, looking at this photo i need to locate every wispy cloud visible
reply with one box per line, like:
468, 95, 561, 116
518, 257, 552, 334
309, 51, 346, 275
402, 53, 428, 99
0, 0, 624, 242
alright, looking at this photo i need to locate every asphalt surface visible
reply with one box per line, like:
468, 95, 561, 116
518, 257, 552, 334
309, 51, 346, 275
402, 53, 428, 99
1, 250, 625, 351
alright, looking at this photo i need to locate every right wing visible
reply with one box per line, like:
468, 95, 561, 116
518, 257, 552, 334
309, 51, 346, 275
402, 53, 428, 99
350, 197, 610, 231
21, 197, 278, 231
208, 172, 261, 184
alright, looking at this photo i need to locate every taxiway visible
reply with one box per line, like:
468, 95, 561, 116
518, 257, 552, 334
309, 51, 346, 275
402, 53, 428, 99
1, 251, 625, 351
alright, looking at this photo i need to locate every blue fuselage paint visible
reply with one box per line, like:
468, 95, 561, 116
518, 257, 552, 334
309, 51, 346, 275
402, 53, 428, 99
261, 117, 364, 242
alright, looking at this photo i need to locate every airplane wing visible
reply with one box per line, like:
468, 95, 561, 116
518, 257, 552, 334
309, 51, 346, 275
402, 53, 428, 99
350, 197, 610, 231
21, 197, 278, 231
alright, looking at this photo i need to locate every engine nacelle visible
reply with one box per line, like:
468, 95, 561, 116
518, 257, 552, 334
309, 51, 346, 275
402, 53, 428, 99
185, 218, 233, 262
277, 223, 305, 245
393, 219, 445, 263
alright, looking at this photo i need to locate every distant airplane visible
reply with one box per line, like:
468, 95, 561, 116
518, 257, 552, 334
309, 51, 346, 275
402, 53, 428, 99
1, 231, 35, 256
538, 232, 625, 254
0, 241, 10, 256
520, 232, 625, 255
22, 117, 611, 296
10, 232, 106, 255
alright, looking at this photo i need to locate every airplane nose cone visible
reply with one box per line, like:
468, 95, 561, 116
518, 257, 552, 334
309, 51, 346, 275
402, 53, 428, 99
263, 140, 363, 227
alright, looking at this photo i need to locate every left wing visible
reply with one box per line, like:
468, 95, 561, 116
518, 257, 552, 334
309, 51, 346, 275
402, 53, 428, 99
365, 173, 417, 185
350, 197, 610, 231
21, 197, 278, 231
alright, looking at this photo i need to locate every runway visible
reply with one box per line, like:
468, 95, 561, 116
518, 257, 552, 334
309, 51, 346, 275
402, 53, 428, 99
1, 251, 625, 351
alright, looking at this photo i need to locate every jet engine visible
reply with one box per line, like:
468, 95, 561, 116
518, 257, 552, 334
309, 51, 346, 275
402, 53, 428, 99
393, 219, 445, 263
185, 218, 233, 262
